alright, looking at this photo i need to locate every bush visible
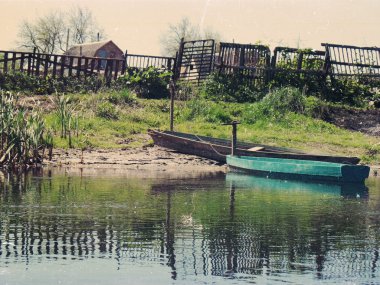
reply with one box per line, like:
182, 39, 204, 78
201, 72, 264, 103
96, 102, 119, 120
116, 67, 172, 99
0, 72, 104, 95
179, 98, 232, 124
107, 89, 136, 105
241, 87, 306, 123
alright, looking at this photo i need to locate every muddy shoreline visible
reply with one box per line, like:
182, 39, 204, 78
44, 146, 379, 178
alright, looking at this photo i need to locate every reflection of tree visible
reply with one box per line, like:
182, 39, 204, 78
0, 171, 379, 282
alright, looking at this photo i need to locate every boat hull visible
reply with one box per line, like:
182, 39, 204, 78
148, 130, 361, 164
227, 155, 370, 183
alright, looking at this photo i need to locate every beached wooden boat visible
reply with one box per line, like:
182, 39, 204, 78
227, 155, 370, 183
148, 130, 361, 164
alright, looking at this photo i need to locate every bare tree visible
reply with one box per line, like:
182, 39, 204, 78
17, 6, 105, 54
160, 17, 222, 57
160, 18, 201, 57
68, 6, 104, 45
18, 11, 66, 54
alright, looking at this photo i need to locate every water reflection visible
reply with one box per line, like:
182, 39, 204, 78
0, 169, 379, 284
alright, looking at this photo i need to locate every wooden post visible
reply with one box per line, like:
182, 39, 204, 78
60, 55, 66, 77
169, 80, 175, 131
122, 50, 128, 74
20, 53, 25, 72
223, 121, 240, 156
11, 52, 16, 71
174, 38, 185, 80
169, 38, 184, 131
43, 54, 49, 77
231, 121, 238, 156
3, 52, 8, 73
35, 52, 41, 76
52, 55, 57, 77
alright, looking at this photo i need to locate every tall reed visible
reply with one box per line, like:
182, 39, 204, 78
0, 91, 49, 167
53, 92, 76, 147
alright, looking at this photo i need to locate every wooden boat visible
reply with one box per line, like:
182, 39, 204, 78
148, 130, 361, 164
226, 155, 370, 183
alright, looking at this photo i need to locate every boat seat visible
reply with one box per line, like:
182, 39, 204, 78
247, 147, 265, 152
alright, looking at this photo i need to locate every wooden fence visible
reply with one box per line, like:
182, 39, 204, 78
1, 41, 379, 88
322, 43, 380, 78
0, 50, 176, 85
125, 51, 175, 71
211, 42, 380, 85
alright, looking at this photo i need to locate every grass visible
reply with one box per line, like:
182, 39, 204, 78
12, 88, 380, 165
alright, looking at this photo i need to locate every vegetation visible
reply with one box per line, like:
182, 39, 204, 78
0, 68, 379, 167
7, 87, 368, 165
116, 67, 172, 99
0, 91, 51, 167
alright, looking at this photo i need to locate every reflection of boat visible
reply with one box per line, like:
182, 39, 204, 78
227, 155, 370, 183
226, 172, 368, 197
148, 130, 360, 164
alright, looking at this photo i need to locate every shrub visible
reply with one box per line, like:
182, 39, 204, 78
241, 87, 306, 123
107, 89, 136, 105
201, 72, 264, 103
116, 67, 172, 99
0, 72, 104, 95
96, 102, 119, 120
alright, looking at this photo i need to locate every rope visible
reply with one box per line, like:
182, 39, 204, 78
194, 134, 227, 157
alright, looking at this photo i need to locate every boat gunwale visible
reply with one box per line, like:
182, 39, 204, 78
149, 129, 361, 164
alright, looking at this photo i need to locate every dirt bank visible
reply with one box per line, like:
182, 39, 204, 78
324, 107, 380, 137
46, 146, 227, 173
45, 145, 379, 178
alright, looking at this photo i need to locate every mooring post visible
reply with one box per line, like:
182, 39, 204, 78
231, 121, 238, 156
169, 80, 175, 131
223, 121, 240, 156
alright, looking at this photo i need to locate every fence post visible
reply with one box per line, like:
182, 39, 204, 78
11, 52, 16, 72
174, 38, 185, 81
3, 52, 8, 73
20, 53, 25, 72
32, 47, 36, 74
121, 50, 128, 75
43, 54, 49, 78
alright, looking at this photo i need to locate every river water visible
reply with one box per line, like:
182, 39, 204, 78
0, 169, 379, 285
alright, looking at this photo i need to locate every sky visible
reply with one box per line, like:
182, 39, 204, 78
1, 0, 379, 55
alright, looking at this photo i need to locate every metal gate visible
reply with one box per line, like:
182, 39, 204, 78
175, 39, 215, 85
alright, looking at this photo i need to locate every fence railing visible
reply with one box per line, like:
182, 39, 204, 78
1, 41, 379, 88
125, 52, 175, 71
322, 43, 380, 77
0, 50, 176, 85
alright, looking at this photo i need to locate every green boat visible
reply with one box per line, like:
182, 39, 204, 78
226, 155, 370, 183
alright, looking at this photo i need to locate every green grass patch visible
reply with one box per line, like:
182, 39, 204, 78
29, 88, 379, 165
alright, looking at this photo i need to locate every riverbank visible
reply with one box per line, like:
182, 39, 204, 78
45, 146, 379, 178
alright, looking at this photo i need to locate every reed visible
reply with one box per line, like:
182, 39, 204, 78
53, 92, 76, 147
0, 91, 49, 167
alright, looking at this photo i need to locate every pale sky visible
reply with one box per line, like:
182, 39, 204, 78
1, 0, 379, 55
